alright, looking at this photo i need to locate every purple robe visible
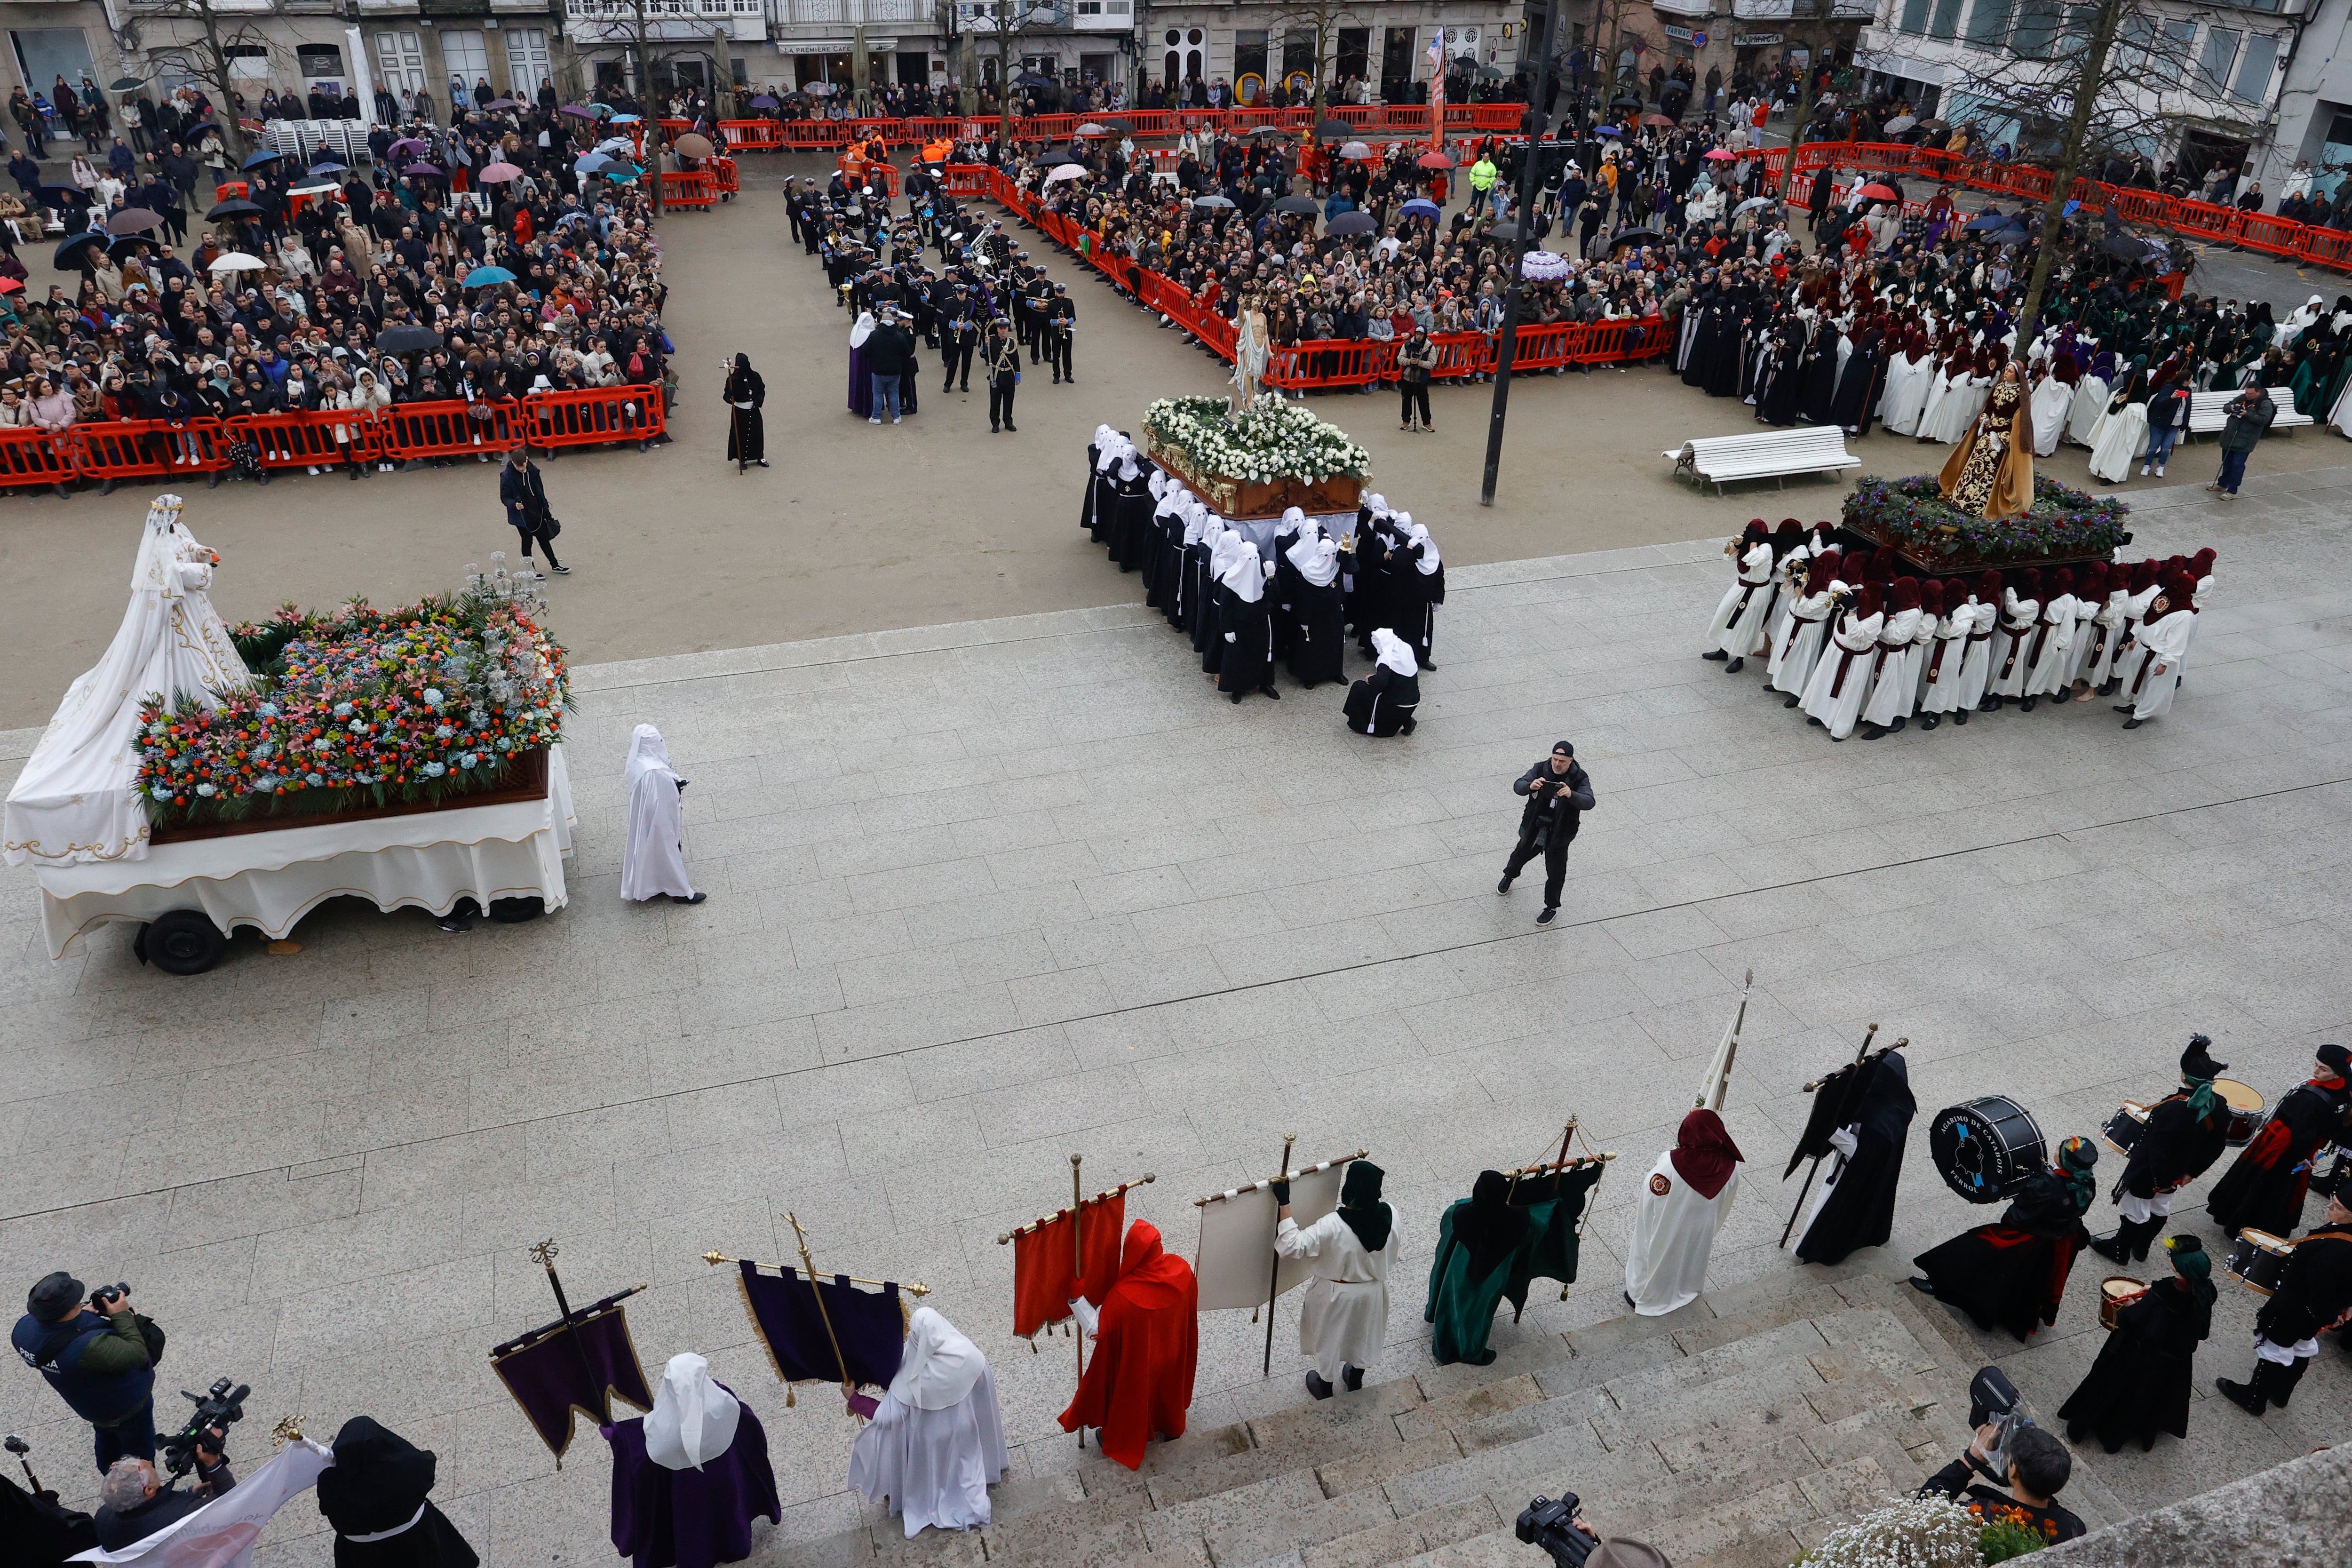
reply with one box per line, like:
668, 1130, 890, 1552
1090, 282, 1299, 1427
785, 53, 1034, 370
603, 1390, 781, 1568
849, 344, 873, 416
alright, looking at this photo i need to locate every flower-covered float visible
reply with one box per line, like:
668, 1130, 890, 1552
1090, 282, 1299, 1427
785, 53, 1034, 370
5, 495, 576, 975
1841, 474, 2134, 574
1142, 394, 1372, 519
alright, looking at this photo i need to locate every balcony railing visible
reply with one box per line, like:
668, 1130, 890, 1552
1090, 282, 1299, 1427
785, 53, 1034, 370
771, 0, 931, 23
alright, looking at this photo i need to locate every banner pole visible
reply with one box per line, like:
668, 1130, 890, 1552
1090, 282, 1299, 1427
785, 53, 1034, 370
1262, 1132, 1296, 1377
528, 1239, 608, 1423
785, 1212, 861, 1422
1779, 1024, 1881, 1247
1071, 1153, 1086, 1450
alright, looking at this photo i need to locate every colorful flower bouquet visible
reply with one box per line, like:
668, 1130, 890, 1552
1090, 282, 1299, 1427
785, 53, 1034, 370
1144, 393, 1371, 519
136, 560, 571, 828
1843, 474, 2133, 569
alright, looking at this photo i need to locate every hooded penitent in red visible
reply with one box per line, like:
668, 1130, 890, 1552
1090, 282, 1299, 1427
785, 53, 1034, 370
1057, 1221, 1199, 1469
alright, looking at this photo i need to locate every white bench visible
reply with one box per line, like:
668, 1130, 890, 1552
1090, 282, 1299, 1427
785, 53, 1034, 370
2185, 385, 2311, 439
1665, 428, 1862, 494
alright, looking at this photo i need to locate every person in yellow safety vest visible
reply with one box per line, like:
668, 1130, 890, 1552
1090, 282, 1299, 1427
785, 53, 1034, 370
1468, 152, 1500, 216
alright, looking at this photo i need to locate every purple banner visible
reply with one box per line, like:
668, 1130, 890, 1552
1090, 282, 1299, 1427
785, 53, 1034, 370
737, 1262, 904, 1391
490, 1304, 656, 1460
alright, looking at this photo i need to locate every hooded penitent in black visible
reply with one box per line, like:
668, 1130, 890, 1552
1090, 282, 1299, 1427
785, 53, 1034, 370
1795, 1050, 1916, 1265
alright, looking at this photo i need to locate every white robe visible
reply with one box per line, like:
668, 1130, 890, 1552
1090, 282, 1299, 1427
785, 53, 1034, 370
847, 1365, 1011, 1536
2107, 583, 2165, 698
1922, 373, 1990, 444
2022, 594, 2081, 696
2075, 589, 2130, 689
1706, 541, 1776, 653
620, 726, 697, 901
1955, 603, 1998, 710
2128, 609, 2198, 720
2028, 375, 2074, 455
1624, 1151, 1740, 1316
1860, 606, 1924, 727
2087, 401, 2149, 481
1769, 584, 1838, 697
1986, 592, 2042, 699
1911, 364, 1961, 438
1919, 608, 1975, 714
1877, 351, 1932, 434
1800, 608, 1884, 740
2065, 375, 2111, 445
1275, 1210, 1399, 1382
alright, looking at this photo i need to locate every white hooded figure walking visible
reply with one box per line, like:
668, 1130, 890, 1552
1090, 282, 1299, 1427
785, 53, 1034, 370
1624, 1109, 1744, 1316
846, 1308, 1010, 1537
622, 724, 706, 904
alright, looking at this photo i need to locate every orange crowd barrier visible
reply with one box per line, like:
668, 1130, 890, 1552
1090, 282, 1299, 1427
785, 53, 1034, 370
74, 418, 228, 489
521, 384, 666, 450
709, 156, 739, 195
378, 399, 524, 463
0, 426, 77, 491
226, 410, 378, 471
660, 169, 716, 208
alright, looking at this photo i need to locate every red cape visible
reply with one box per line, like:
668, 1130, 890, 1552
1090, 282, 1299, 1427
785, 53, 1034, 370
1058, 1221, 1198, 1469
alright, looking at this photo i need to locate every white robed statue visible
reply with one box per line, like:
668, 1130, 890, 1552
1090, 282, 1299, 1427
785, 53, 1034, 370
1623, 1109, 1744, 1316
620, 724, 705, 903
1231, 297, 1270, 411
847, 1307, 1010, 1537
4, 493, 248, 868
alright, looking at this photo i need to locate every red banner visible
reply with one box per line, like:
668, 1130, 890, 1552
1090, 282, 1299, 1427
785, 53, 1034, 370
1011, 1191, 1125, 1339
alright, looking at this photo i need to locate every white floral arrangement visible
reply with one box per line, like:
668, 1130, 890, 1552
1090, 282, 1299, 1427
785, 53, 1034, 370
1798, 1496, 1984, 1568
1144, 394, 1372, 485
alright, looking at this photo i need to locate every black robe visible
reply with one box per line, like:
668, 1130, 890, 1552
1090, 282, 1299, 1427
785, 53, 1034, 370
1214, 581, 1275, 696
723, 365, 765, 462
2118, 1092, 2231, 1200
1796, 1051, 1916, 1266
1391, 550, 1445, 669
1826, 336, 1886, 434
1184, 542, 1215, 649
1914, 1170, 2090, 1342
1796, 329, 1843, 425
2207, 1077, 2350, 1238
1343, 665, 1420, 735
1279, 567, 1346, 687
1, 1473, 95, 1566
316, 1418, 479, 1568
1108, 475, 1156, 571
1080, 443, 1102, 532
2254, 1221, 2352, 1350
2057, 1276, 2209, 1452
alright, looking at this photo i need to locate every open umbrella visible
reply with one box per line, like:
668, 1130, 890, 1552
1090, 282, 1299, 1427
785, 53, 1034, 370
240, 149, 282, 169
105, 232, 154, 258
288, 182, 340, 199
464, 265, 517, 287
1608, 227, 1661, 250
1916, 118, 1950, 133
388, 137, 428, 157
2100, 233, 2161, 262
610, 113, 642, 125
1338, 140, 1373, 159
1520, 249, 1570, 280
1477, 65, 1506, 80
1982, 223, 2031, 245
1272, 194, 1319, 214
109, 76, 145, 92
377, 324, 443, 354
1400, 197, 1441, 218
1610, 93, 1643, 109
1883, 115, 1918, 135
1192, 194, 1237, 208
588, 102, 616, 117
1592, 125, 1623, 138
1248, 126, 1291, 137
750, 94, 779, 108
485, 98, 521, 110
106, 208, 162, 234
205, 198, 262, 220
1962, 211, 2012, 232
477, 162, 523, 183
1733, 195, 1775, 217
673, 133, 714, 159
1317, 119, 1351, 138
1104, 119, 1134, 133
208, 251, 267, 272
309, 160, 347, 175
1076, 122, 1109, 135
0, 277, 22, 294
574, 152, 617, 175
35, 185, 90, 208
560, 104, 599, 119
1641, 113, 1675, 127
1857, 182, 1899, 201
1328, 211, 1377, 235
1416, 151, 1454, 169
1703, 147, 1737, 161
1488, 221, 1529, 243
53, 231, 106, 269
402, 163, 444, 177
1045, 163, 1088, 183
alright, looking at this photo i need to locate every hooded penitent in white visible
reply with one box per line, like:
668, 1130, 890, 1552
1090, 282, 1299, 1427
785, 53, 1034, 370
1370, 628, 1418, 677
644, 1352, 742, 1471
848, 1307, 1009, 1536
620, 724, 696, 901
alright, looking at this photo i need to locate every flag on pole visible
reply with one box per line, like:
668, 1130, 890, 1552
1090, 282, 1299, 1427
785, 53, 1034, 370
1010, 1189, 1125, 1338
1695, 972, 1754, 1112
72, 1439, 334, 1568
1192, 1157, 1351, 1310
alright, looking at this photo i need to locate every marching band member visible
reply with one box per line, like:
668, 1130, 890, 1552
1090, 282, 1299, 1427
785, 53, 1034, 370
2057, 1235, 2213, 1453
1912, 1137, 2099, 1341
2090, 1036, 2234, 1263
2215, 1189, 2352, 1417
2207, 1044, 2352, 1240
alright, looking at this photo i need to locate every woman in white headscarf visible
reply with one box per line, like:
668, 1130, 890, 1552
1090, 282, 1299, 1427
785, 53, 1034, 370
1278, 519, 1347, 688
621, 724, 706, 904
845, 1308, 1009, 1537
604, 1352, 781, 1568
1213, 535, 1279, 703
1343, 629, 1421, 736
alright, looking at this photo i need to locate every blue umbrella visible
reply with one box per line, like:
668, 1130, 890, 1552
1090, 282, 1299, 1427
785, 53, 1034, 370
610, 112, 642, 124
1400, 197, 1440, 218
1593, 124, 1623, 137
241, 149, 284, 169
1962, 211, 2011, 232
309, 159, 347, 175
464, 265, 516, 287
574, 152, 616, 174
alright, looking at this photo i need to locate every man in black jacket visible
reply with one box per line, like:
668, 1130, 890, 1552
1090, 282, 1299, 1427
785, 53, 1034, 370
497, 447, 567, 573
1497, 741, 1596, 924
2216, 1189, 2352, 1415
1918, 1424, 2086, 1543
93, 1443, 234, 1550
865, 304, 915, 423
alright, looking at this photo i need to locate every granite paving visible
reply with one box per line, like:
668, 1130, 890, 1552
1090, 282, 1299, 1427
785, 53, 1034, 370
4, 462, 2351, 1564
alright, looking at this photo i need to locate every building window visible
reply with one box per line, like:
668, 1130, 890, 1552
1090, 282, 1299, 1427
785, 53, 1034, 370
1336, 27, 1369, 80
2199, 26, 2241, 95
2229, 32, 2277, 101
1927, 0, 1964, 40
440, 28, 489, 100
1963, 0, 2012, 46
1898, 0, 1931, 35
505, 28, 551, 97
375, 32, 429, 96
2010, 0, 2058, 58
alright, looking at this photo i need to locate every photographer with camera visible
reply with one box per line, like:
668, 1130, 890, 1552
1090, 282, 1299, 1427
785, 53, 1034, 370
93, 1433, 235, 1549
12, 1273, 159, 1474
1917, 1419, 2085, 1543
1516, 1493, 1671, 1566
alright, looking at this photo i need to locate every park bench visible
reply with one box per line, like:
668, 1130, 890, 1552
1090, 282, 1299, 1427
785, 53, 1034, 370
2185, 385, 2311, 440
1664, 427, 1861, 494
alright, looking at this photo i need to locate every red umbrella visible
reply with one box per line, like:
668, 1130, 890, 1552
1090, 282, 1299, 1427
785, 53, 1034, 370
1703, 147, 1738, 161
1858, 182, 1899, 200
1417, 151, 1454, 169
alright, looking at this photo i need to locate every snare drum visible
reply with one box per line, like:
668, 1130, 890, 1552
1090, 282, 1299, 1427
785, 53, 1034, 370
2226, 1228, 2293, 1296
1929, 1096, 2049, 1204
2100, 1101, 2150, 1157
2214, 1078, 2266, 1146
2098, 1276, 2148, 1330
2308, 1145, 2352, 1202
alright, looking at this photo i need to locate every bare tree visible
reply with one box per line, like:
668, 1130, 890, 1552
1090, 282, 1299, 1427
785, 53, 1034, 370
1260, 0, 1370, 148
1939, 0, 2277, 344
569, 0, 739, 214
110, 0, 290, 158
972, 0, 1051, 146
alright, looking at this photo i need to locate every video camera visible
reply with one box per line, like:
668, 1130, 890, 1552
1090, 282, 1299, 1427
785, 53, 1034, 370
1516, 1492, 1601, 1567
1969, 1365, 2032, 1480
159, 1378, 248, 1478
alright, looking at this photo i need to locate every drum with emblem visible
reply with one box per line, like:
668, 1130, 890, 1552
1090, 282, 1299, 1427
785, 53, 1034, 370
2226, 1229, 2293, 1296
1929, 1096, 2048, 1204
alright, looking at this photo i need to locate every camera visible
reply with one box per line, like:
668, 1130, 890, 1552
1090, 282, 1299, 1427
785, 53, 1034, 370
1516, 1492, 1599, 1567
89, 1281, 130, 1309
159, 1378, 247, 1478
1969, 1365, 2032, 1479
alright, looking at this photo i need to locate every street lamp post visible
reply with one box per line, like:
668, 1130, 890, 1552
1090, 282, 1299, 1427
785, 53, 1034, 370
1478, 0, 1565, 507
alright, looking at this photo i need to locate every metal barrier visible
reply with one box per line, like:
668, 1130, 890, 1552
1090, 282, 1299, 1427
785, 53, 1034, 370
521, 385, 666, 450
378, 399, 524, 463
710, 156, 739, 196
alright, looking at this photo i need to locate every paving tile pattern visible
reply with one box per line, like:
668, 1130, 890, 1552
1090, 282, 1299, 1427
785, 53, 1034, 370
4, 463, 2351, 1563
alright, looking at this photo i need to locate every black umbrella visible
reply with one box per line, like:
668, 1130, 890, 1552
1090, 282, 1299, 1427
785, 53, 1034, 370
377, 324, 444, 353
1272, 194, 1319, 215
1103, 118, 1134, 133
1192, 194, 1238, 208
2101, 233, 2161, 262
34, 185, 89, 208
105, 232, 154, 258
206, 198, 262, 220
1610, 93, 1643, 110
1316, 118, 1351, 138
52, 231, 106, 269
1962, 211, 2011, 232
1488, 221, 1528, 243
1608, 226, 1661, 249
1327, 210, 1376, 235
109, 76, 145, 92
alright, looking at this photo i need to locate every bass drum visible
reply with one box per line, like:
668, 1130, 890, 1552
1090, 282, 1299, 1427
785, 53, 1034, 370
1930, 1096, 2048, 1204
